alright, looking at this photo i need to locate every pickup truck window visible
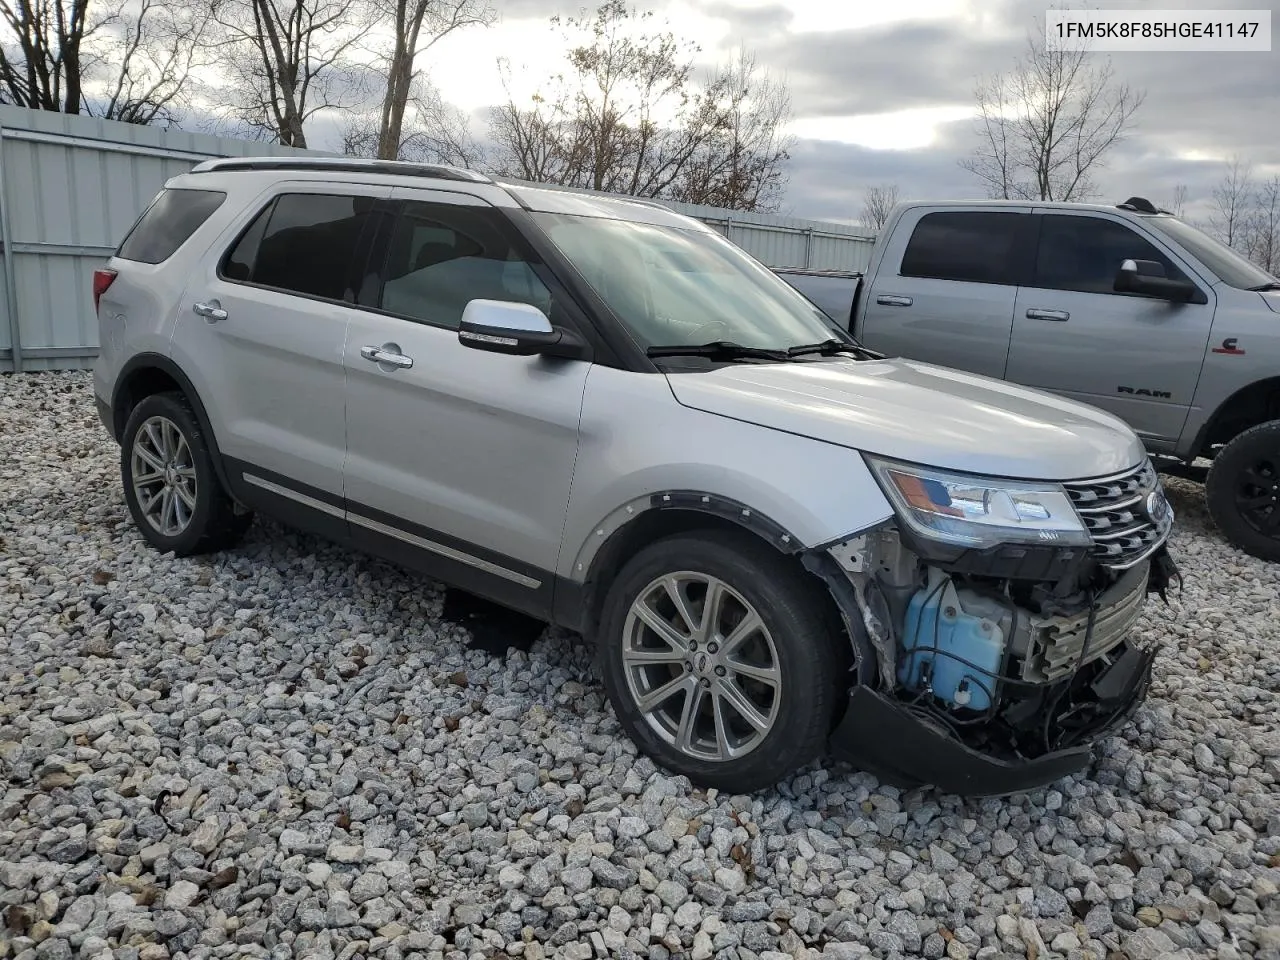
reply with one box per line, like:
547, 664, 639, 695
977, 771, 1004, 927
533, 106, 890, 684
900, 211, 1023, 285
1033, 215, 1191, 295
1144, 215, 1278, 290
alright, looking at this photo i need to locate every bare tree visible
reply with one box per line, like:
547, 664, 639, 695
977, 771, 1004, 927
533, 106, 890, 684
861, 183, 900, 230
1167, 183, 1188, 219
488, 0, 793, 211
1210, 157, 1254, 248
666, 49, 793, 212
961, 16, 1144, 201
360, 0, 492, 161
1242, 175, 1280, 275
210, 0, 362, 147
0, 0, 97, 113
0, 0, 215, 125
341, 74, 484, 167
97, 0, 216, 125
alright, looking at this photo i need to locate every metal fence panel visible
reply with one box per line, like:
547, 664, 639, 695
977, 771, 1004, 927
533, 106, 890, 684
0, 106, 877, 372
0, 107, 326, 372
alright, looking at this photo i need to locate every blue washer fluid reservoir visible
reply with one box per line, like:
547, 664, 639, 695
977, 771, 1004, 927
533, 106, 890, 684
897, 575, 1006, 711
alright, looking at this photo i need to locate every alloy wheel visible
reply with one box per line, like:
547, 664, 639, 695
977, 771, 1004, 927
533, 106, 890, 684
621, 572, 782, 762
130, 415, 198, 538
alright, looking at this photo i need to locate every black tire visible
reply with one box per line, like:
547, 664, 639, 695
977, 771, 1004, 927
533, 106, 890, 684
597, 529, 850, 793
120, 392, 253, 557
1206, 420, 1280, 562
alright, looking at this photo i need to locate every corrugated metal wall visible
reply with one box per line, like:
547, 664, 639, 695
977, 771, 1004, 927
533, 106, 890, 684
0, 106, 876, 373
0, 108, 326, 372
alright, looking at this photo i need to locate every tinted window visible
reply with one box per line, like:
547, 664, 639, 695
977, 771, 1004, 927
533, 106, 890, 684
1144, 215, 1275, 289
376, 202, 551, 328
222, 193, 377, 302
221, 204, 272, 282
901, 211, 1023, 284
1034, 215, 1191, 295
117, 188, 226, 264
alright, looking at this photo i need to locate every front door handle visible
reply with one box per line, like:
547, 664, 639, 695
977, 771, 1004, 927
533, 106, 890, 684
360, 344, 414, 369
1027, 308, 1070, 322
876, 295, 913, 307
193, 300, 228, 322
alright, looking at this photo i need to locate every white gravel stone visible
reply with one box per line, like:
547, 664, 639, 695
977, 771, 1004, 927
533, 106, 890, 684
2, 372, 1279, 960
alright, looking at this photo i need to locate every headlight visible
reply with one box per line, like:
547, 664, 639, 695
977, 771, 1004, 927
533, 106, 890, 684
866, 456, 1091, 549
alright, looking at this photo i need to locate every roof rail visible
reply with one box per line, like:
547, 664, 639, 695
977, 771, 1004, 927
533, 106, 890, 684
494, 177, 675, 212
189, 156, 494, 184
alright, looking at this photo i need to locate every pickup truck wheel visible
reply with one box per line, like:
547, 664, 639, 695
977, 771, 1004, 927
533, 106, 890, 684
121, 392, 253, 557
1206, 420, 1280, 562
597, 530, 848, 793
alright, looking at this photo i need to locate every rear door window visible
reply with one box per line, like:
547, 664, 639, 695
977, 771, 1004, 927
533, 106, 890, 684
220, 193, 379, 303
1032, 214, 1193, 294
900, 211, 1025, 285
116, 188, 226, 264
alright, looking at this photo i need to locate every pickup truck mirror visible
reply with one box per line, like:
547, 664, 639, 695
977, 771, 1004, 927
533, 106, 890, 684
458, 298, 589, 360
1114, 259, 1198, 303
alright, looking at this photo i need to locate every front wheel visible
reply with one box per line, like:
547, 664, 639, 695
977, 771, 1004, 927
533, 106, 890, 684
1206, 420, 1280, 562
597, 530, 849, 793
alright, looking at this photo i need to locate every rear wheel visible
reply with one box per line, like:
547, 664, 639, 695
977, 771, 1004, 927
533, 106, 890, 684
121, 392, 253, 556
597, 530, 849, 793
1206, 420, 1280, 562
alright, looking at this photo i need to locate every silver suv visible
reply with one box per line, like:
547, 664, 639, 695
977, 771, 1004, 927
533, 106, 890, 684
93, 157, 1178, 795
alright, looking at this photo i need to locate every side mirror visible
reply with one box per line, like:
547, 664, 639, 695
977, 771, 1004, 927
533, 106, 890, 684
1114, 258, 1199, 303
457, 299, 588, 359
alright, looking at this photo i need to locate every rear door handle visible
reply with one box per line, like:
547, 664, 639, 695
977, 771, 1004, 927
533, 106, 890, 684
1027, 308, 1070, 322
193, 300, 228, 322
360, 344, 414, 369
876, 295, 913, 307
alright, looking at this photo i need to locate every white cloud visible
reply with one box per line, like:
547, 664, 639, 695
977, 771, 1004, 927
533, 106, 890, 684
789, 105, 975, 150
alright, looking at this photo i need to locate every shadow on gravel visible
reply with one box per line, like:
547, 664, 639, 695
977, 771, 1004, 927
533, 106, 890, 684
441, 587, 548, 655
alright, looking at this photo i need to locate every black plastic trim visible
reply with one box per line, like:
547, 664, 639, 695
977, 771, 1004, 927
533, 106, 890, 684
646, 490, 805, 554
829, 643, 1155, 797
192, 158, 492, 184
223, 457, 350, 544
110, 353, 234, 495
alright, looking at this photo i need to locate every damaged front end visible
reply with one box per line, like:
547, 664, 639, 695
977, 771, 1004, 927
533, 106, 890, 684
807, 460, 1179, 798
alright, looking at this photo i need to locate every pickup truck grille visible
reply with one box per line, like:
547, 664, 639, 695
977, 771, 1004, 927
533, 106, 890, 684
1063, 460, 1172, 570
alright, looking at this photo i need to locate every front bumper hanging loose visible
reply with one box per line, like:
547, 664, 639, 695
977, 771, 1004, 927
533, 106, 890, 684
827, 640, 1156, 797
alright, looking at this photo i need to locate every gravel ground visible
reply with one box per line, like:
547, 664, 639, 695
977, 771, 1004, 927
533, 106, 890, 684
2, 370, 1279, 960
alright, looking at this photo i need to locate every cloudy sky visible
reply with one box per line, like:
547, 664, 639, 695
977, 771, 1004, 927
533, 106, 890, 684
315, 0, 1280, 225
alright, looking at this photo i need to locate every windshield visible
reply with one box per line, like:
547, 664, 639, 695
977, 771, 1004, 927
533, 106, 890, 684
1143, 215, 1278, 290
531, 212, 843, 350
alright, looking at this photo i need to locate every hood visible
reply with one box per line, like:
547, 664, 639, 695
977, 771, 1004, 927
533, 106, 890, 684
665, 358, 1146, 481
1262, 290, 1280, 314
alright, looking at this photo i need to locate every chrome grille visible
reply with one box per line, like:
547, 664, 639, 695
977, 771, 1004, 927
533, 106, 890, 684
1063, 460, 1173, 570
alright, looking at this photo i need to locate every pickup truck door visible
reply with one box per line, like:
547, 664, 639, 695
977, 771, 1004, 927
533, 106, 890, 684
1005, 212, 1215, 451
856, 208, 1034, 379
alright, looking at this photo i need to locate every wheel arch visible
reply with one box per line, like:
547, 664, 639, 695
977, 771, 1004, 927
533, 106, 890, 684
1193, 376, 1280, 458
111, 353, 234, 494
559, 491, 875, 684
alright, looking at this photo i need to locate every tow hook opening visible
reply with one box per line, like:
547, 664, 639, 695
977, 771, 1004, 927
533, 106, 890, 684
808, 525, 1175, 795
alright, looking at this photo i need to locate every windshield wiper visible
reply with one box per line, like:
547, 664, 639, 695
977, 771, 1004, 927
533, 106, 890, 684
787, 338, 884, 360
1248, 282, 1280, 291
646, 341, 793, 362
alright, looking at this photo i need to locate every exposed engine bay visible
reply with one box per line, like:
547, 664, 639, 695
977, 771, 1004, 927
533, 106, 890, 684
809, 522, 1180, 793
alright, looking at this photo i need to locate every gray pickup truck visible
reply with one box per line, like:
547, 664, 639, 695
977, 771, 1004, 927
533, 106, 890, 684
778, 197, 1280, 561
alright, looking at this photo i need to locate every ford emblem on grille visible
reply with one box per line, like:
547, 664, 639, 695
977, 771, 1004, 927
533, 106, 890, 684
1144, 490, 1172, 525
